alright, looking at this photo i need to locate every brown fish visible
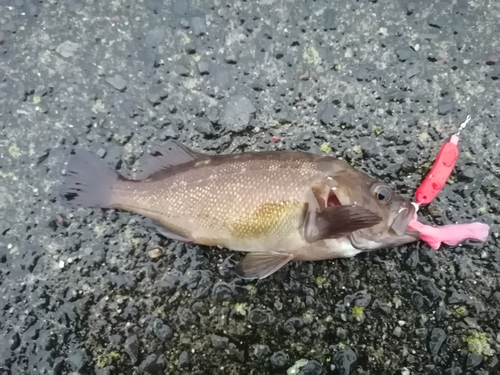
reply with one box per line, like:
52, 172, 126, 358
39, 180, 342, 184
60, 140, 419, 279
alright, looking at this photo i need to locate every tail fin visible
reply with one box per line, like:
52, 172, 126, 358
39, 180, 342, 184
59, 149, 120, 209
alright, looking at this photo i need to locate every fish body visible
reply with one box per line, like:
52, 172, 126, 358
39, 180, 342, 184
60, 141, 419, 279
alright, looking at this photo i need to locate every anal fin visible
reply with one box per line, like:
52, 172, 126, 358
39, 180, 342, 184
304, 205, 382, 243
144, 218, 193, 243
235, 251, 293, 280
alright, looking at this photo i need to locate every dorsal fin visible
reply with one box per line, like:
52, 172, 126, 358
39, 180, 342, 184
135, 140, 204, 180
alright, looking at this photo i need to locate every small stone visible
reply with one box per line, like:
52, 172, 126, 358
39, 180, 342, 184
323, 8, 336, 30
211, 281, 233, 300
177, 307, 196, 325
396, 47, 413, 61
466, 354, 483, 368
113, 129, 133, 145
224, 52, 238, 64
406, 67, 420, 79
283, 317, 303, 335
56, 41, 80, 58
428, 328, 446, 355
221, 95, 257, 132
148, 249, 162, 259
185, 43, 196, 54
193, 117, 215, 136
406, 249, 419, 268
253, 344, 271, 360
197, 61, 210, 75
67, 0, 84, 11
211, 334, 229, 349
139, 354, 164, 373
124, 335, 140, 364
206, 107, 219, 123
336, 327, 347, 340
178, 351, 190, 368
411, 291, 424, 308
373, 299, 392, 314
248, 308, 274, 326
415, 328, 428, 338
153, 318, 172, 341
297, 360, 323, 375
177, 65, 190, 77
190, 16, 207, 36
438, 102, 453, 115
393, 326, 402, 337
106, 75, 127, 92
145, 28, 165, 48
172, 0, 189, 15
420, 278, 446, 300
332, 346, 358, 375
270, 351, 289, 367
299, 71, 310, 81
96, 148, 106, 158
0, 31, 5, 45
67, 349, 89, 371
147, 84, 168, 105
317, 101, 338, 125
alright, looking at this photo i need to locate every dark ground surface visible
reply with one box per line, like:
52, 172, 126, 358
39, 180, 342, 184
1, 0, 500, 374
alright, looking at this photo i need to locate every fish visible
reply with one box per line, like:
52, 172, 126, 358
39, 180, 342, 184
59, 140, 420, 279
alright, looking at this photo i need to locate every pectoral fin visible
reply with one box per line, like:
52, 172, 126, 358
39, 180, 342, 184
304, 205, 382, 243
235, 251, 293, 280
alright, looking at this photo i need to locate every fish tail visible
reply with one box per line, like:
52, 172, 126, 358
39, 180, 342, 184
59, 149, 122, 209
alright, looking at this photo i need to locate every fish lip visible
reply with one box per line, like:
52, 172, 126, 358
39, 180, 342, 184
390, 203, 417, 236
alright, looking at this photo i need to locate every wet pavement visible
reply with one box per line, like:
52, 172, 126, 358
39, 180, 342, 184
1, 0, 499, 374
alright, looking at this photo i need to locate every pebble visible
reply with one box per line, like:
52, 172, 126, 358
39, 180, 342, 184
66, 349, 89, 371
194, 117, 216, 136
148, 248, 162, 259
197, 61, 210, 75
56, 41, 80, 58
420, 278, 446, 300
224, 52, 238, 64
178, 351, 190, 368
0, 31, 5, 45
211, 334, 229, 349
145, 28, 165, 48
177, 65, 190, 77
124, 334, 140, 364
147, 84, 168, 105
248, 308, 274, 326
323, 8, 336, 30
466, 354, 483, 368
396, 47, 413, 61
270, 351, 289, 367
332, 346, 358, 375
283, 317, 303, 335
139, 354, 164, 373
317, 101, 338, 125
253, 344, 271, 360
406, 249, 419, 268
221, 95, 257, 132
172, 0, 189, 16
190, 16, 207, 36
428, 328, 446, 355
106, 75, 127, 92
153, 318, 172, 341
177, 307, 196, 325
438, 102, 453, 115
297, 360, 323, 375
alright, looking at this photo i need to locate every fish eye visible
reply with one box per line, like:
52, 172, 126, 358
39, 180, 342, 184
373, 184, 392, 204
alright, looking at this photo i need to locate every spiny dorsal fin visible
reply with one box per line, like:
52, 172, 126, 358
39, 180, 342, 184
135, 140, 204, 180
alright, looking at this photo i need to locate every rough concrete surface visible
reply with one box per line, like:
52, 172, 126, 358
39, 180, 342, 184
1, 0, 500, 374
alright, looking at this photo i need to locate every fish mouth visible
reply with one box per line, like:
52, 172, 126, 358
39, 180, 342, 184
390, 203, 417, 237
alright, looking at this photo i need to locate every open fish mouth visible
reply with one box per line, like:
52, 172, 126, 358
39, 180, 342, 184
390, 203, 417, 236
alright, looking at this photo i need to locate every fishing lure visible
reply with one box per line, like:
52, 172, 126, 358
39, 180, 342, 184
407, 115, 490, 249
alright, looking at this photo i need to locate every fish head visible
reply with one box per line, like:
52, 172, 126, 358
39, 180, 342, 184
326, 169, 420, 251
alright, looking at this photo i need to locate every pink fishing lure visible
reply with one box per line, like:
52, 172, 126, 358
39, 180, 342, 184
408, 115, 490, 249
